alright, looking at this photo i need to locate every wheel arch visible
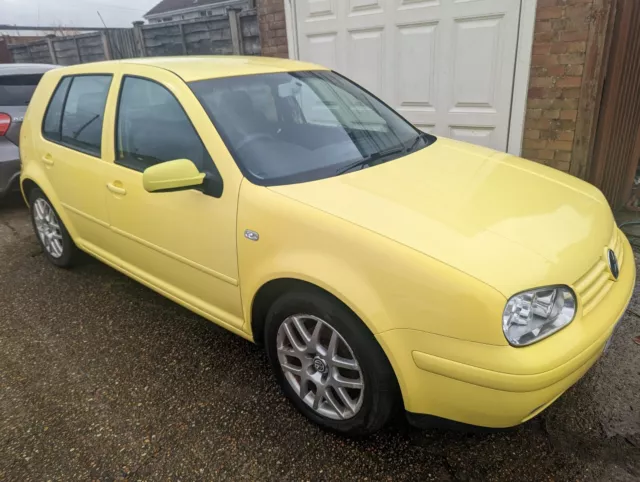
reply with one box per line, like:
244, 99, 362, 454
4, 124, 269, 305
250, 277, 366, 347
20, 176, 79, 240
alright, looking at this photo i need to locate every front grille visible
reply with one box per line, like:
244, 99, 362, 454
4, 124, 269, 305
573, 228, 624, 316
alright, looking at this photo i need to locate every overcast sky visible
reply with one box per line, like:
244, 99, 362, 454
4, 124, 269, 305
1, 0, 161, 30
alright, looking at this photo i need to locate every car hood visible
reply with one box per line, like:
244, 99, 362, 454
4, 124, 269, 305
269, 137, 615, 296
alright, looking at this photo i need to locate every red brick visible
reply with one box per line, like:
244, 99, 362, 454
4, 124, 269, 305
558, 52, 585, 64
547, 140, 573, 151
550, 42, 568, 54
524, 139, 548, 149
551, 159, 571, 171
537, 0, 562, 6
556, 76, 582, 87
555, 151, 572, 162
526, 119, 553, 130
537, 6, 564, 19
562, 88, 581, 99
566, 41, 586, 53
535, 20, 553, 33
538, 149, 556, 161
565, 64, 583, 76
566, 4, 592, 20
535, 31, 555, 42
543, 109, 561, 119
557, 131, 575, 141
551, 98, 579, 109
558, 119, 577, 130
560, 30, 589, 42
522, 149, 540, 160
524, 129, 541, 140
533, 42, 552, 55
531, 54, 559, 67
560, 109, 578, 120
546, 64, 566, 76
531, 76, 555, 88
527, 98, 555, 109
527, 109, 543, 119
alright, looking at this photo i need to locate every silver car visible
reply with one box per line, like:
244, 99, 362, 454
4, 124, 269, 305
0, 64, 57, 199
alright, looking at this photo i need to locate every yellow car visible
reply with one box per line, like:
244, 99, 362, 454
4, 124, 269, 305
20, 57, 634, 435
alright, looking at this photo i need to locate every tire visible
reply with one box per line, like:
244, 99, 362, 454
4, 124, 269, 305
265, 289, 399, 436
29, 187, 78, 268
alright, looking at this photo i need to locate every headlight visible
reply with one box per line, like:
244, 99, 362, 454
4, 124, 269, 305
502, 286, 576, 346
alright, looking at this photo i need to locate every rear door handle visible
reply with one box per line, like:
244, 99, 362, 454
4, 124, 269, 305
106, 182, 126, 195
42, 154, 54, 166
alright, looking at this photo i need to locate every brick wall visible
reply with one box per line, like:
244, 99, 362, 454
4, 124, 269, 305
257, 0, 288, 58
523, 0, 594, 172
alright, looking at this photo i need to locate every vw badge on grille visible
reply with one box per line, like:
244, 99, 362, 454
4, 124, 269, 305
607, 249, 619, 280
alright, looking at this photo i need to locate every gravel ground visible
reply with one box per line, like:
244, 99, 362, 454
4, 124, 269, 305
0, 195, 638, 481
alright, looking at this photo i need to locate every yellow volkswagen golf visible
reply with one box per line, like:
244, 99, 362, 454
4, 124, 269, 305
20, 57, 634, 435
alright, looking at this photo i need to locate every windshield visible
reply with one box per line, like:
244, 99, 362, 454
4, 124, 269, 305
0, 74, 43, 106
189, 71, 434, 186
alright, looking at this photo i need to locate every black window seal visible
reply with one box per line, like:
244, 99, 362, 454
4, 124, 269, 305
113, 74, 223, 197
41, 73, 113, 160
41, 75, 71, 143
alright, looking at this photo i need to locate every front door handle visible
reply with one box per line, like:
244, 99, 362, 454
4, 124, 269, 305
42, 154, 54, 166
106, 182, 126, 195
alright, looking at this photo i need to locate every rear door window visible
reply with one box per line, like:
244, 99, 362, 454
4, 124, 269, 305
60, 75, 112, 157
0, 74, 44, 106
42, 77, 72, 141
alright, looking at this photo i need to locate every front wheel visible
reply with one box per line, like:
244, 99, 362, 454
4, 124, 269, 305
265, 290, 399, 436
29, 188, 78, 268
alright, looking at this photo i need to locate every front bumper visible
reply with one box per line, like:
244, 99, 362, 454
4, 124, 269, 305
376, 233, 635, 429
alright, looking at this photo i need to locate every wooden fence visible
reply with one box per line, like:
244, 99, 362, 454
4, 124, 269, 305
8, 8, 260, 65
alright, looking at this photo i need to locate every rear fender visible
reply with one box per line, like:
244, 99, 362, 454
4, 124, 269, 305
20, 166, 79, 241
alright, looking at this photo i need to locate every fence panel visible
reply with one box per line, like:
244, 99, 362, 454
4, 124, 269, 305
240, 11, 260, 55
7, 8, 260, 64
76, 34, 107, 63
108, 29, 139, 59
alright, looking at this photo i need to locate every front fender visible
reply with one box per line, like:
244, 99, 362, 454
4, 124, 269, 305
238, 182, 508, 346
240, 247, 387, 337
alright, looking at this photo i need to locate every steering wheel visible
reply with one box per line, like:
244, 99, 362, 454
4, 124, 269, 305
236, 133, 273, 150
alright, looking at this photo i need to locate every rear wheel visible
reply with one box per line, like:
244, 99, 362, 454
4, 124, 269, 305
265, 290, 399, 436
29, 188, 78, 268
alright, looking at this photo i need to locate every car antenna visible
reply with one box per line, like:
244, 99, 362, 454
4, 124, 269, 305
97, 11, 123, 59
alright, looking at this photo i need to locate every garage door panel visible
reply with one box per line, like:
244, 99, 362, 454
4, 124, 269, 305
304, 32, 339, 70
451, 15, 503, 112
294, 0, 521, 151
349, 0, 384, 14
304, 0, 337, 20
347, 28, 385, 96
449, 125, 496, 148
395, 22, 437, 117
397, 0, 441, 11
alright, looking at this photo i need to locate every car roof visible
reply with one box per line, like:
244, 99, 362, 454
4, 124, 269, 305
0, 64, 58, 76
49, 56, 327, 83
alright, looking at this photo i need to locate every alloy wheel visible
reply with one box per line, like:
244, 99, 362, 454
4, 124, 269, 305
276, 314, 365, 420
33, 198, 64, 258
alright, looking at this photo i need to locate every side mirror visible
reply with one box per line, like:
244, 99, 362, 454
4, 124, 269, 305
142, 159, 205, 193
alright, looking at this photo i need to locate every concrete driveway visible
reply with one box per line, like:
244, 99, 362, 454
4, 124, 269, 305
1, 196, 638, 481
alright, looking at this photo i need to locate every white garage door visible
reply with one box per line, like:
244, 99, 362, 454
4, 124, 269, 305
292, 0, 522, 151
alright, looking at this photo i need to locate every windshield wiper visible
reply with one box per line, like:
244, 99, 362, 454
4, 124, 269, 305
336, 145, 406, 175
406, 131, 429, 154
